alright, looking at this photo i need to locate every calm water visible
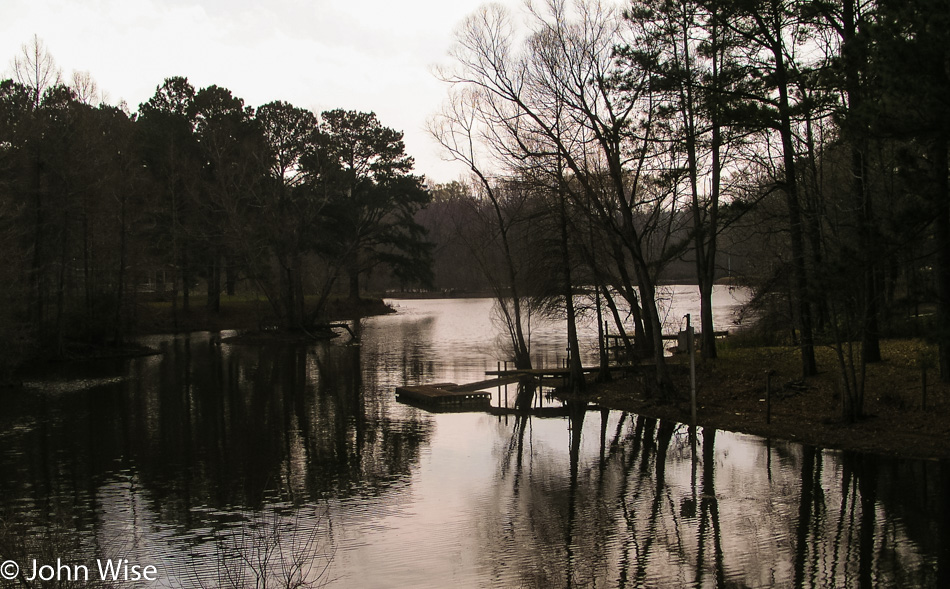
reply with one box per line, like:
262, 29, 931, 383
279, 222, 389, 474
1, 289, 945, 588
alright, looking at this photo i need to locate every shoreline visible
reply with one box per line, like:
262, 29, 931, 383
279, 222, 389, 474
383, 279, 740, 300
575, 343, 950, 462
10, 298, 947, 462
5, 297, 394, 379
131, 295, 394, 335
584, 381, 948, 462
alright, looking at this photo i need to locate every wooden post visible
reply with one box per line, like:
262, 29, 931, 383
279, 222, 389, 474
497, 361, 501, 407
766, 370, 773, 424
922, 364, 928, 410
687, 314, 696, 431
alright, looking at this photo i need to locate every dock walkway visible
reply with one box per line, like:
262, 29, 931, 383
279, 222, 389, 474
486, 366, 601, 378
396, 360, 654, 410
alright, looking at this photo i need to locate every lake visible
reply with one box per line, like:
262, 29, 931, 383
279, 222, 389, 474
0, 287, 944, 588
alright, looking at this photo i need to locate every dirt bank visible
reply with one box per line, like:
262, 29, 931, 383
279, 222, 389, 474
582, 339, 950, 461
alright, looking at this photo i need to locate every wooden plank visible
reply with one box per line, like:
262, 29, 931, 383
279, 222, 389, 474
449, 376, 522, 393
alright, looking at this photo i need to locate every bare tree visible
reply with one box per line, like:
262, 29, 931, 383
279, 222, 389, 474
429, 88, 534, 369
11, 35, 61, 108
70, 70, 102, 106
438, 0, 679, 395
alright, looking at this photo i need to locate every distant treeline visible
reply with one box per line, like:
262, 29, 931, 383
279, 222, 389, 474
0, 39, 434, 372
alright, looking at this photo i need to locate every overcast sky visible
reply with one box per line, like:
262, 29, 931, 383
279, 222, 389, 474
1, 0, 527, 183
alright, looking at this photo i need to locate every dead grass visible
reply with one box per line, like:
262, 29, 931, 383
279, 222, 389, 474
586, 338, 950, 460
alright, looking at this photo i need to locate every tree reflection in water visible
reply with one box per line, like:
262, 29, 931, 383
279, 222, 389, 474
0, 332, 435, 586
0, 311, 944, 588
479, 402, 941, 589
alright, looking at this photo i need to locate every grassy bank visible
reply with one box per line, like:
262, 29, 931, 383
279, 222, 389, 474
584, 338, 950, 460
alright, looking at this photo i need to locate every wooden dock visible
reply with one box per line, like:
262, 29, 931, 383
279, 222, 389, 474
396, 360, 651, 412
395, 375, 524, 408
395, 382, 491, 407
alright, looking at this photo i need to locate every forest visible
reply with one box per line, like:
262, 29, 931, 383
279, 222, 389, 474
418, 0, 950, 422
1, 0, 948, 425
0, 39, 433, 372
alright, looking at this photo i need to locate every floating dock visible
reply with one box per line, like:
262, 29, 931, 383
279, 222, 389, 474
395, 361, 651, 411
395, 383, 491, 407
395, 375, 523, 408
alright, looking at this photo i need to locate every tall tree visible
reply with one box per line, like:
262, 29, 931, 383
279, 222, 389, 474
867, 0, 950, 379
193, 84, 261, 312
619, 0, 744, 360
318, 109, 432, 303
703, 0, 819, 377
254, 100, 322, 328
138, 76, 201, 319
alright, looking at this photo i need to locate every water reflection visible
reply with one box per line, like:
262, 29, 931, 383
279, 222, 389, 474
2, 331, 435, 586
119, 336, 432, 510
477, 410, 941, 589
0, 296, 943, 588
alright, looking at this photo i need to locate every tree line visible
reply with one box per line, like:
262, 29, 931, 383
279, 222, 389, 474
419, 0, 948, 419
0, 37, 432, 372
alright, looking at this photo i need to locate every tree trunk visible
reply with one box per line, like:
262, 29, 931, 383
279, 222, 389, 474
113, 194, 127, 344
206, 252, 221, 314
681, 12, 719, 361
935, 140, 950, 381
699, 279, 716, 359
181, 252, 191, 313
611, 242, 648, 356
636, 269, 675, 396
347, 247, 362, 303
293, 255, 306, 327
842, 0, 882, 363
602, 286, 635, 362
30, 156, 46, 331
558, 193, 585, 393
54, 208, 68, 354
83, 208, 92, 317
774, 37, 817, 378
281, 261, 297, 329
594, 282, 610, 381
225, 257, 236, 296
348, 265, 360, 302
858, 142, 882, 363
